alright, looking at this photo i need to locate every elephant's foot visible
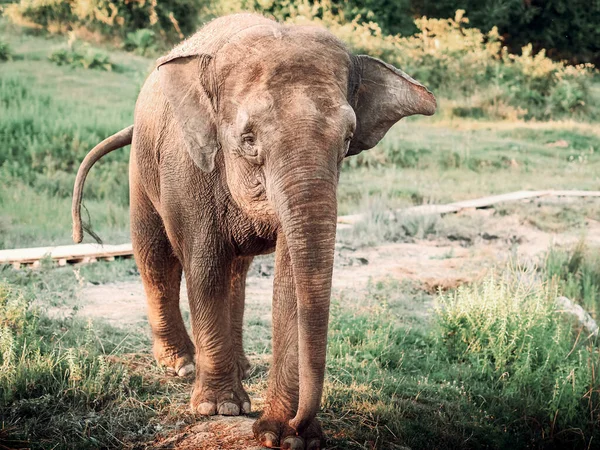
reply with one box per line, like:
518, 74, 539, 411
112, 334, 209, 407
190, 376, 251, 416
253, 414, 324, 450
153, 337, 195, 377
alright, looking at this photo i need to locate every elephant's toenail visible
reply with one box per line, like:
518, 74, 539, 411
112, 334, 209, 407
241, 401, 251, 413
283, 436, 304, 450
196, 402, 217, 415
260, 432, 277, 447
217, 401, 240, 416
307, 439, 321, 450
177, 363, 195, 377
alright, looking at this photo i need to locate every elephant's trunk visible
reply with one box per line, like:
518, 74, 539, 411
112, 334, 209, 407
271, 153, 338, 431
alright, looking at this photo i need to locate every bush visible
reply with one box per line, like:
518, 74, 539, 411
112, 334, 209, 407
435, 271, 600, 441
313, 7, 594, 120
5, 0, 204, 44
326, 272, 600, 448
123, 28, 156, 56
0, 40, 12, 62
49, 43, 113, 71
544, 241, 600, 320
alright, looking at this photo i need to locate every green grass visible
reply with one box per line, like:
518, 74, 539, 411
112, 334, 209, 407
3, 262, 598, 449
322, 273, 600, 449
338, 119, 600, 215
544, 240, 600, 320
0, 263, 179, 449
0, 19, 149, 248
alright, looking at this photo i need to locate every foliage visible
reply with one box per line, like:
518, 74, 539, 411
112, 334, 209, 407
433, 271, 600, 445
123, 28, 156, 56
324, 273, 600, 448
0, 40, 12, 61
49, 41, 114, 70
214, 0, 600, 65
5, 0, 204, 43
0, 278, 163, 448
413, 0, 600, 65
290, 5, 594, 120
544, 240, 600, 320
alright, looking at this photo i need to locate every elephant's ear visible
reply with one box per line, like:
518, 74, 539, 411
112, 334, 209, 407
158, 55, 218, 172
348, 55, 436, 157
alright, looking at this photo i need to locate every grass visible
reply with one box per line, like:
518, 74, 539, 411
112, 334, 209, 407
338, 118, 600, 215
323, 272, 600, 449
0, 263, 176, 449
3, 262, 599, 449
0, 19, 148, 248
544, 240, 600, 320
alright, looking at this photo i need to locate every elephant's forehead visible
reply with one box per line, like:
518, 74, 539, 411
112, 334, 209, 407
217, 26, 349, 74
217, 38, 350, 104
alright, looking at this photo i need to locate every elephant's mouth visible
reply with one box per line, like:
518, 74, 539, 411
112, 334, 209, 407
230, 166, 277, 225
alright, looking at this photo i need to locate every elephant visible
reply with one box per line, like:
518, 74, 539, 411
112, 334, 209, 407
71, 13, 435, 449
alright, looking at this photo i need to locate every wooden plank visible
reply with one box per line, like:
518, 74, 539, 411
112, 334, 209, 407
336, 189, 600, 225
0, 243, 133, 265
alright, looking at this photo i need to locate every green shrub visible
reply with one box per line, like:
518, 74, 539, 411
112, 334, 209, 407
325, 272, 600, 448
435, 272, 600, 442
123, 28, 156, 56
49, 44, 113, 71
0, 40, 12, 61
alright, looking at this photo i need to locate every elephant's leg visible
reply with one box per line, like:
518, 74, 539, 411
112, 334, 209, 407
186, 253, 251, 416
131, 189, 194, 376
253, 235, 324, 450
231, 256, 253, 380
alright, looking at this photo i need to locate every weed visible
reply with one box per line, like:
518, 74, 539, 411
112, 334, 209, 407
544, 240, 600, 319
323, 269, 600, 449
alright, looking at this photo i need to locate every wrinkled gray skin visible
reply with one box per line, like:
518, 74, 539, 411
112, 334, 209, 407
71, 13, 435, 449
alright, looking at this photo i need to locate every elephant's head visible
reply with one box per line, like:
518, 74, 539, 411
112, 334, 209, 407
157, 18, 435, 432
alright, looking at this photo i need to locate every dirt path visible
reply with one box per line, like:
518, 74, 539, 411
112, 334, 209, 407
79, 206, 600, 328
75, 204, 600, 449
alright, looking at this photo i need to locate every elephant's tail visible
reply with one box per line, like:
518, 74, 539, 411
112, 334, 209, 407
72, 125, 134, 243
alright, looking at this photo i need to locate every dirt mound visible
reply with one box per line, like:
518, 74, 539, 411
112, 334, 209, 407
154, 417, 261, 450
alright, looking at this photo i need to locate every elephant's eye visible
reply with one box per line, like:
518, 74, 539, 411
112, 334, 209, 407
241, 132, 256, 146
344, 133, 353, 151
